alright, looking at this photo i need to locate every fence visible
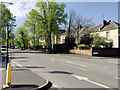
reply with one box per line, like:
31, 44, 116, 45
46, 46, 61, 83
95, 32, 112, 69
92, 48, 120, 57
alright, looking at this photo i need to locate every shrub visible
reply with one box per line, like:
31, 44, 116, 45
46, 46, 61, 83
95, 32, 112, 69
36, 45, 43, 50
74, 47, 77, 49
80, 33, 93, 47
64, 36, 77, 53
78, 44, 89, 49
92, 35, 113, 48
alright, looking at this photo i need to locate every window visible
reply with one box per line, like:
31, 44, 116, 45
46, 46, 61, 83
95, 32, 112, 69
106, 32, 109, 38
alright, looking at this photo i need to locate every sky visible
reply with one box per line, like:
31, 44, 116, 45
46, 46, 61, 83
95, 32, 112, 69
0, 0, 119, 30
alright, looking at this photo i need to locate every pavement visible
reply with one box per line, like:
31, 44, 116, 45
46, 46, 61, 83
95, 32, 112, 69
1, 53, 52, 90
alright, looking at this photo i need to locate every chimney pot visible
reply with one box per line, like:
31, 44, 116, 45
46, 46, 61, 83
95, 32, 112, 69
102, 20, 107, 26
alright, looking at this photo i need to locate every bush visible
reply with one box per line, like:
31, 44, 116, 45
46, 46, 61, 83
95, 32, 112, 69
92, 35, 113, 48
36, 45, 43, 50
80, 33, 93, 47
64, 36, 77, 53
78, 44, 89, 49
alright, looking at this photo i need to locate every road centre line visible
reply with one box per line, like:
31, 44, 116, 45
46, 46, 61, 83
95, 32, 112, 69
73, 74, 110, 88
61, 63, 88, 71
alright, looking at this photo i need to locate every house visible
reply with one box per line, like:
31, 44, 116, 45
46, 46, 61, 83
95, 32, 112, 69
88, 20, 120, 48
56, 30, 66, 44
38, 30, 66, 46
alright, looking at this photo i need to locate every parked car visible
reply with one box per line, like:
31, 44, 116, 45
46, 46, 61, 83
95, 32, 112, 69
20, 47, 25, 50
11, 47, 15, 49
1, 45, 7, 51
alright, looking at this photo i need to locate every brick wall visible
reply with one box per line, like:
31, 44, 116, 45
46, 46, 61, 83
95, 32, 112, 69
70, 48, 92, 56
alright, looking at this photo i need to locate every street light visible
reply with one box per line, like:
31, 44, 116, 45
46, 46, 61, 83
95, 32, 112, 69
0, 2, 14, 69
0, 2, 14, 88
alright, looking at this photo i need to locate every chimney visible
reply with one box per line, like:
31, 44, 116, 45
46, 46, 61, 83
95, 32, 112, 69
102, 20, 107, 26
108, 20, 111, 24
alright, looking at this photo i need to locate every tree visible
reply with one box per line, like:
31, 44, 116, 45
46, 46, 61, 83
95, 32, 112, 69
75, 16, 95, 46
9, 33, 15, 47
1, 3, 16, 45
16, 26, 29, 49
24, 9, 41, 49
35, 0, 67, 53
80, 33, 93, 47
65, 10, 95, 47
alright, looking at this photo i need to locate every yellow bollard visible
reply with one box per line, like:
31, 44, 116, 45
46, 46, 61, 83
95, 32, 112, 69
2, 62, 13, 88
6, 62, 11, 85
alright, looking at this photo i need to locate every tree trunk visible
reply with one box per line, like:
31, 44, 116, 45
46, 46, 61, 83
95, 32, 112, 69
21, 33, 25, 49
34, 26, 36, 50
47, 30, 52, 53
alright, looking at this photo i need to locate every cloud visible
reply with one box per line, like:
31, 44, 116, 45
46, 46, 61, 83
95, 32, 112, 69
1, 0, 117, 19
0, 0, 37, 19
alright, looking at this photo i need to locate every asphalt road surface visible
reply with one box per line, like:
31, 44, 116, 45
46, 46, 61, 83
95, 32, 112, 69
5, 49, 119, 89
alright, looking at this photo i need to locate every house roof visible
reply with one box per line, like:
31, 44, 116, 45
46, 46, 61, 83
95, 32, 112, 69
89, 20, 120, 33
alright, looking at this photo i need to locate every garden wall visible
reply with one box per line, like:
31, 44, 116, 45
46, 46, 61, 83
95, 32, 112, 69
70, 48, 93, 56
70, 48, 120, 57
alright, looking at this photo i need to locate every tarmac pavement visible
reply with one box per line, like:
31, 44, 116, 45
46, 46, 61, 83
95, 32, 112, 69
2, 67, 52, 90
1, 54, 52, 90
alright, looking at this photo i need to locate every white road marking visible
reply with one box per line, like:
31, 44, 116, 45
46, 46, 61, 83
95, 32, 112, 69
61, 63, 88, 71
73, 74, 110, 88
52, 58, 54, 62
12, 64, 15, 67
66, 61, 71, 63
81, 64, 88, 67
108, 61, 118, 64
12, 61, 23, 67
66, 61, 88, 67
0, 68, 5, 71
115, 77, 120, 79
52, 84, 58, 88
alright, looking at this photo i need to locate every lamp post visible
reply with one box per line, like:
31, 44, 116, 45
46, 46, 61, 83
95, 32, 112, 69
0, 2, 14, 69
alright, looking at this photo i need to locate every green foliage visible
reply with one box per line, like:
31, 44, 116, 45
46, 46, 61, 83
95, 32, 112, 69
78, 44, 89, 49
9, 33, 15, 47
80, 33, 93, 46
1, 3, 16, 45
92, 35, 113, 48
15, 26, 29, 49
35, 0, 67, 53
64, 36, 76, 53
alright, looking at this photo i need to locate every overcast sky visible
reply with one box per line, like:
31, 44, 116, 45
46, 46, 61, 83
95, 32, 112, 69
0, 0, 119, 30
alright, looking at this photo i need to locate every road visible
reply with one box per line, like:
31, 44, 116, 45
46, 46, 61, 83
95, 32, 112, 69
5, 49, 119, 89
